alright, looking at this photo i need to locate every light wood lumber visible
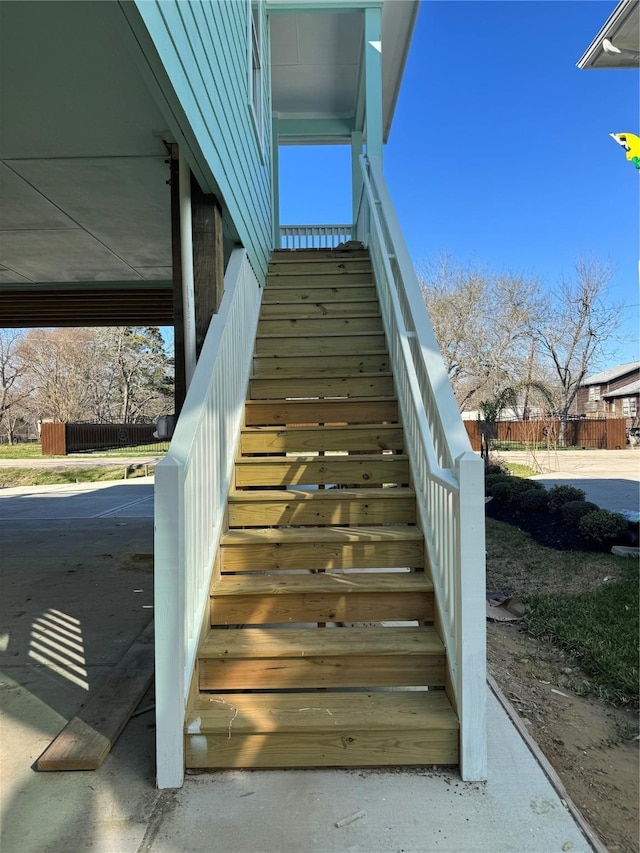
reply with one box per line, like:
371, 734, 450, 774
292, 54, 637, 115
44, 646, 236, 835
249, 375, 395, 401
257, 316, 383, 336
240, 425, 402, 453
36, 621, 154, 771
254, 333, 387, 357
263, 285, 377, 303
251, 355, 391, 379
244, 398, 398, 425
234, 455, 410, 487
227, 488, 416, 526
260, 300, 380, 318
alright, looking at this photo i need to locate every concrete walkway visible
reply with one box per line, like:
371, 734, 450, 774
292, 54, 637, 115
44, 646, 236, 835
0, 479, 604, 852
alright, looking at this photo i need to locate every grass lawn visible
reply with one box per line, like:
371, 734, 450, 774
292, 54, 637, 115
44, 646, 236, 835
0, 465, 154, 488
0, 443, 167, 460
486, 517, 639, 704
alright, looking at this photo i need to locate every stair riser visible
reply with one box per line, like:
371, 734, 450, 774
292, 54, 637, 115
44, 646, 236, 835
240, 427, 403, 454
228, 497, 416, 526
211, 591, 433, 625
249, 376, 394, 400
255, 334, 387, 357
186, 730, 458, 769
235, 458, 409, 487
244, 399, 398, 426
260, 301, 380, 319
258, 317, 383, 336
199, 654, 445, 690
252, 355, 390, 379
220, 541, 424, 572
263, 286, 377, 303
268, 263, 371, 276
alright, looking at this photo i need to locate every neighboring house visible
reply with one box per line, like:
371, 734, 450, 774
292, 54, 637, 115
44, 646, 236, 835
577, 362, 640, 423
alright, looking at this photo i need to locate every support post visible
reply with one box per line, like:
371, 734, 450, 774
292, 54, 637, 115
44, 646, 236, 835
170, 150, 186, 416
456, 451, 487, 781
364, 6, 383, 163
191, 176, 224, 357
154, 457, 186, 789
272, 116, 280, 248
179, 151, 197, 388
351, 130, 363, 228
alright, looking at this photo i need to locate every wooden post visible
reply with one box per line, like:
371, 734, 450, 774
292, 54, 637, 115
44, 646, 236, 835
364, 6, 383, 163
191, 175, 224, 357
170, 149, 187, 417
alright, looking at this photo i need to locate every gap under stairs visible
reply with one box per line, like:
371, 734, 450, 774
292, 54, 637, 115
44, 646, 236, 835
185, 249, 459, 769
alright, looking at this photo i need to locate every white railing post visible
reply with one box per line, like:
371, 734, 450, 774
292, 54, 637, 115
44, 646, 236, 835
456, 451, 487, 781
154, 456, 186, 789
154, 249, 262, 789
356, 154, 487, 781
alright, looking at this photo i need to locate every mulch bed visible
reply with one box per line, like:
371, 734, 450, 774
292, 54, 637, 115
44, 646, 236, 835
486, 500, 638, 553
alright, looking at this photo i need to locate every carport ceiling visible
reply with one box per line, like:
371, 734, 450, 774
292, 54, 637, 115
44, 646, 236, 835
0, 0, 172, 322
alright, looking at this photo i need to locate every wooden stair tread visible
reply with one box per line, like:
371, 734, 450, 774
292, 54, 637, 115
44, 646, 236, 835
222, 524, 420, 545
189, 691, 457, 733
213, 571, 432, 597
228, 487, 415, 503
256, 331, 385, 340
200, 626, 442, 658
235, 453, 408, 465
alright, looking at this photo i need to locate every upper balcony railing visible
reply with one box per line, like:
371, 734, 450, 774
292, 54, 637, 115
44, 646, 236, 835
279, 224, 352, 250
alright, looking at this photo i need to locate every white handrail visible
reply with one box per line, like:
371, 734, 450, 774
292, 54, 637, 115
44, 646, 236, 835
154, 249, 262, 789
279, 224, 352, 249
357, 155, 487, 781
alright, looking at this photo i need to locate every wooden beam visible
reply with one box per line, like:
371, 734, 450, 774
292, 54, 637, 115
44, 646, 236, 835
36, 621, 154, 772
170, 149, 186, 416
191, 175, 224, 357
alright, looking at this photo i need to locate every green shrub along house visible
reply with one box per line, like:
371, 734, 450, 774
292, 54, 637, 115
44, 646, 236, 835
0, 0, 488, 789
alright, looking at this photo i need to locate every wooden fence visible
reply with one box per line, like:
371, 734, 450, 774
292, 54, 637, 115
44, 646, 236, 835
41, 421, 166, 455
464, 418, 627, 452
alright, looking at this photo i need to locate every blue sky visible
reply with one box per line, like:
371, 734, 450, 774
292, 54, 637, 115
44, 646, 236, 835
279, 0, 639, 367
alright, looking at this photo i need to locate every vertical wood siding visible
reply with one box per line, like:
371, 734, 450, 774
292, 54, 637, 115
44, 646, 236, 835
129, 0, 272, 282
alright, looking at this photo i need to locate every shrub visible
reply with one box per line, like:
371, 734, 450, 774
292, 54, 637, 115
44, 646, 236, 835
487, 481, 513, 503
487, 476, 544, 505
561, 500, 600, 527
518, 488, 549, 513
485, 463, 506, 477
578, 510, 629, 545
547, 484, 586, 512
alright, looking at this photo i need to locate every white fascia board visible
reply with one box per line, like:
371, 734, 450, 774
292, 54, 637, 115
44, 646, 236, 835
577, 0, 640, 68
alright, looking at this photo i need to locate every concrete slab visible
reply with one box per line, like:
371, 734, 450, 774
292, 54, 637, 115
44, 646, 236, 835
0, 481, 599, 852
0, 478, 154, 520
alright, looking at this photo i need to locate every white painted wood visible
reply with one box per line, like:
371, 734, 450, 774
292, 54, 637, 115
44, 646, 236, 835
456, 451, 487, 781
179, 150, 196, 387
364, 7, 383, 163
279, 224, 351, 249
357, 154, 487, 781
154, 249, 262, 789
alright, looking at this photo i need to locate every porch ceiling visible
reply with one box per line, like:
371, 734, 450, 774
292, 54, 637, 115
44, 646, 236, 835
269, 0, 419, 144
0, 0, 172, 323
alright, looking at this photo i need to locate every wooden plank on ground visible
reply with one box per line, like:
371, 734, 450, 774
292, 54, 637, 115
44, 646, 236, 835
37, 620, 154, 771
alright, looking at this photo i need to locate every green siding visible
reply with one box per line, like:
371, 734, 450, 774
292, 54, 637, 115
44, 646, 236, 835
127, 0, 272, 282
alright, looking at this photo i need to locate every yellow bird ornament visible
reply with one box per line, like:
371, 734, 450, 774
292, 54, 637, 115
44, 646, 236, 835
610, 132, 640, 168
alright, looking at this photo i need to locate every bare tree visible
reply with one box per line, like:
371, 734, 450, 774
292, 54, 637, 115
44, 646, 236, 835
418, 255, 543, 411
531, 257, 624, 444
0, 330, 35, 443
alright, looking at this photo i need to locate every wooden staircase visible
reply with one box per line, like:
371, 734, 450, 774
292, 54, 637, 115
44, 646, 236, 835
185, 250, 459, 769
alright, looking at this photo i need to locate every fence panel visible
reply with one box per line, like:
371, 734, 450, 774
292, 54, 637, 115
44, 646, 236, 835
41, 422, 66, 455
466, 417, 628, 452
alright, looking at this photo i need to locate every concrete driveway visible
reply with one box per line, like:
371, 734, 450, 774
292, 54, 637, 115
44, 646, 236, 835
496, 449, 640, 516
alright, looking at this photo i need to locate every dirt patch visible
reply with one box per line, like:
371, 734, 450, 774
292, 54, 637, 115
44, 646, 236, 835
488, 610, 639, 852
